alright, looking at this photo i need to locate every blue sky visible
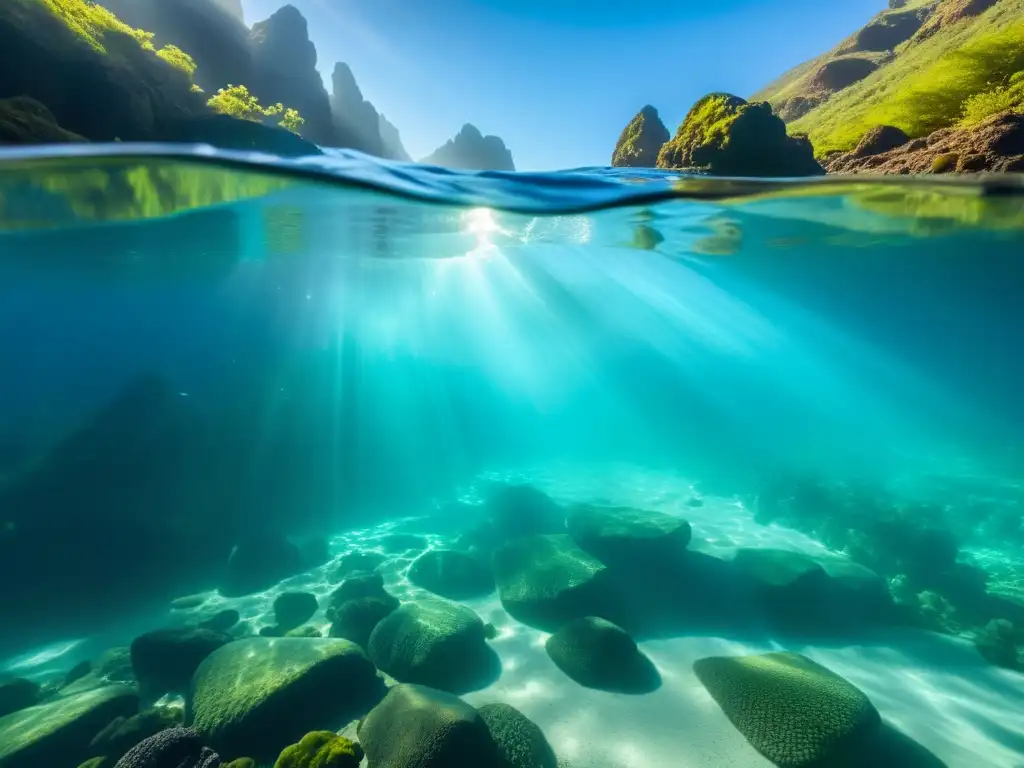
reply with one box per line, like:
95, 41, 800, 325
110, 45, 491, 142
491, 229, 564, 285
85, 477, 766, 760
241, 0, 886, 170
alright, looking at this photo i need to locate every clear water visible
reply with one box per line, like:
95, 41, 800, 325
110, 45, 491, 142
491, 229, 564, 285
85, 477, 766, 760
0, 146, 1023, 767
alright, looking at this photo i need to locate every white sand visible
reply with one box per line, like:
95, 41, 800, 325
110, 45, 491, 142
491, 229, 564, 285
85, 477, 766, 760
4, 464, 1024, 768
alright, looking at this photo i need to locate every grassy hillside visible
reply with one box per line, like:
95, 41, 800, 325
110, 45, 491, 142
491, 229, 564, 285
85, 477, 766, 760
786, 0, 1024, 155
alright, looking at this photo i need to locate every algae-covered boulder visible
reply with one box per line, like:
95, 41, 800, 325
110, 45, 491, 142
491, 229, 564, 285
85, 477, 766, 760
333, 551, 387, 581
130, 628, 232, 695
329, 596, 399, 649
357, 684, 501, 767
545, 616, 660, 694
368, 599, 499, 694
274, 592, 319, 632
566, 504, 691, 569
220, 534, 305, 597
0, 678, 39, 719
656, 93, 823, 177
186, 637, 383, 763
477, 703, 558, 768
0, 685, 138, 768
199, 610, 240, 633
408, 549, 494, 600
112, 727, 220, 768
611, 105, 670, 168
273, 731, 362, 768
693, 652, 881, 768
492, 534, 610, 630
486, 485, 565, 540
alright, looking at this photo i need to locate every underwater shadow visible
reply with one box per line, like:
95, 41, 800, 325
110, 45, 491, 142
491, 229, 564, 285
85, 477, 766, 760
444, 643, 504, 696
835, 722, 948, 768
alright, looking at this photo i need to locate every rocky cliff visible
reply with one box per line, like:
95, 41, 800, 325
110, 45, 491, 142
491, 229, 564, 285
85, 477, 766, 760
249, 4, 335, 146
329, 61, 386, 157
378, 113, 412, 162
421, 123, 516, 171
611, 105, 670, 167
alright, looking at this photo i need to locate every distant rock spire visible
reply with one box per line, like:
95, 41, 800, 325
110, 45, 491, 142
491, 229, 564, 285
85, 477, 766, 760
611, 105, 670, 168
420, 124, 516, 171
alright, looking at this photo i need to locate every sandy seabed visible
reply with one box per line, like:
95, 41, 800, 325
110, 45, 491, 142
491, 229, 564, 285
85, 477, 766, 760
4, 464, 1024, 768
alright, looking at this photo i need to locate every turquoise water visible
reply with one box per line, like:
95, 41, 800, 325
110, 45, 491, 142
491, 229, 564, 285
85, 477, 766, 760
0, 146, 1023, 767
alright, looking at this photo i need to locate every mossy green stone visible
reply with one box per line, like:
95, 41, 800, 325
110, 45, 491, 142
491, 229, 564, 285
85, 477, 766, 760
0, 685, 138, 768
693, 652, 881, 768
491, 534, 609, 630
186, 637, 382, 763
567, 504, 691, 567
477, 703, 557, 768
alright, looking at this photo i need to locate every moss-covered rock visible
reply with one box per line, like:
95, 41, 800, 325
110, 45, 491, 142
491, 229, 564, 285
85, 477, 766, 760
368, 599, 499, 694
332, 551, 387, 581
0, 678, 39, 719
693, 652, 881, 768
491, 534, 610, 631
284, 625, 322, 639
222, 760, 254, 768
130, 628, 232, 696
220, 534, 305, 597
0, 685, 138, 768
0, 96, 86, 144
186, 637, 383, 763
656, 93, 824, 177
486, 485, 565, 540
545, 617, 660, 694
111, 727, 219, 768
329, 595, 400, 649
566, 504, 691, 570
408, 549, 494, 600
273, 731, 362, 768
357, 684, 501, 767
476, 703, 557, 768
274, 592, 319, 632
974, 618, 1023, 670
198, 610, 240, 633
611, 105, 670, 168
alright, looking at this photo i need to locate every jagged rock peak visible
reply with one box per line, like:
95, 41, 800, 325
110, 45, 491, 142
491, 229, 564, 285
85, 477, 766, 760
332, 62, 364, 103
611, 104, 670, 168
421, 124, 516, 171
378, 113, 411, 162
251, 5, 317, 71
329, 61, 386, 157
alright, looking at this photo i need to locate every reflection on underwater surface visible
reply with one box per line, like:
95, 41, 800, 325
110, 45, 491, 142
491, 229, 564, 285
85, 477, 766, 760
0, 147, 1022, 768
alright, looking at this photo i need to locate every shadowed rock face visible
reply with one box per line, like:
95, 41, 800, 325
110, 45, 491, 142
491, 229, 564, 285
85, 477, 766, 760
421, 123, 516, 171
806, 57, 879, 93
330, 62, 386, 157
378, 113, 411, 161
249, 5, 336, 146
611, 105, 671, 168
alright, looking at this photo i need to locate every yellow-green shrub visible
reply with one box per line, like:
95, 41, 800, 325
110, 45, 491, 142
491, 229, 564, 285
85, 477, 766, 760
207, 85, 306, 135
155, 44, 197, 77
40, 0, 154, 53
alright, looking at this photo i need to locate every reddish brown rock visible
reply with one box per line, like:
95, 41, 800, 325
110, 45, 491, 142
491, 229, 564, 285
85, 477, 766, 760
826, 111, 1024, 175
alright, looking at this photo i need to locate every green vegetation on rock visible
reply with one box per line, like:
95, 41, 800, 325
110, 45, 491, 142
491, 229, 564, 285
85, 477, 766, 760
693, 652, 880, 768
611, 105, 670, 168
785, 0, 1024, 154
208, 84, 306, 135
274, 731, 363, 768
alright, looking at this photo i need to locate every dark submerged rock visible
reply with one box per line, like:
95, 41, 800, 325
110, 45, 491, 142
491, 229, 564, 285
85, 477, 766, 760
328, 596, 400, 649
273, 592, 319, 632
90, 708, 182, 762
186, 637, 382, 763
220, 534, 305, 597
566, 504, 691, 569
0, 679, 39, 719
545, 617, 660, 694
407, 549, 494, 600
357, 684, 501, 768
476, 703, 558, 768
198, 610, 240, 634
130, 628, 232, 696
486, 485, 566, 540
112, 727, 220, 768
333, 551, 387, 580
368, 599, 500, 694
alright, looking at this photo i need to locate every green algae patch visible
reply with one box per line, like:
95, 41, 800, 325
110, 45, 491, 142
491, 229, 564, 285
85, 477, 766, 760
693, 652, 880, 768
0, 685, 138, 768
187, 637, 383, 763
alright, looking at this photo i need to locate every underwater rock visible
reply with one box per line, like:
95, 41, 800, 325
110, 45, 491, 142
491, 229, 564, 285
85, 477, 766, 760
491, 534, 610, 631
368, 599, 499, 694
284, 626, 322, 638
326, 571, 398, 624
198, 610, 240, 633
611, 105, 671, 168
274, 592, 319, 632
693, 652, 881, 768
222, 760, 254, 768
112, 727, 220, 768
486, 485, 565, 540
476, 703, 558, 768
77, 758, 109, 768
187, 637, 382, 763
329, 596, 399, 649
220, 534, 305, 598
65, 660, 95, 687
90, 708, 182, 762
566, 504, 691, 569
656, 93, 824, 176
545, 617, 660, 694
408, 549, 495, 600
333, 551, 388, 581
0, 678, 40, 719
357, 684, 501, 768
379, 534, 428, 554
297, 536, 331, 569
0, 685, 138, 768
130, 628, 232, 696
974, 619, 1023, 671
273, 731, 363, 768
171, 595, 209, 611
95, 648, 136, 685
0, 96, 85, 144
